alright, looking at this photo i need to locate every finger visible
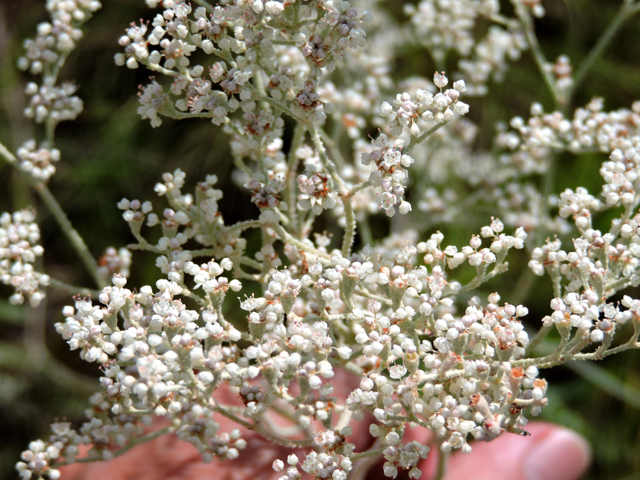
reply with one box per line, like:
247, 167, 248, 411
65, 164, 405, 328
438, 422, 591, 480
60, 431, 297, 480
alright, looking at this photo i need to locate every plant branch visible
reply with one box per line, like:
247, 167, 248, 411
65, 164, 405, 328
55, 427, 173, 467
0, 141, 103, 288
571, 1, 640, 99
404, 119, 456, 156
513, 2, 560, 108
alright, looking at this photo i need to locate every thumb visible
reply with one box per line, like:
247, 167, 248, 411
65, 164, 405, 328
441, 422, 591, 480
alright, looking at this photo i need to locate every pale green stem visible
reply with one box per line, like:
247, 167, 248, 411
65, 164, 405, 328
48, 277, 100, 297
525, 324, 552, 356
455, 262, 509, 294
349, 179, 371, 196
404, 119, 455, 156
319, 127, 347, 170
479, 9, 519, 28
287, 124, 306, 235
308, 126, 356, 255
513, 2, 560, 108
55, 427, 173, 467
252, 87, 308, 124
354, 286, 393, 306
180, 286, 208, 306
0, 141, 103, 287
212, 404, 314, 448
341, 195, 356, 256
433, 445, 450, 480
273, 224, 330, 260
128, 240, 162, 253
308, 126, 345, 187
358, 216, 373, 246
606, 276, 637, 293
141, 59, 179, 77
38, 185, 103, 286
45, 117, 56, 145
225, 219, 263, 233
349, 444, 384, 480
571, 1, 640, 100
514, 337, 640, 368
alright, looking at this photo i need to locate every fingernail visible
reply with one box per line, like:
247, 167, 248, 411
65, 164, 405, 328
524, 429, 591, 480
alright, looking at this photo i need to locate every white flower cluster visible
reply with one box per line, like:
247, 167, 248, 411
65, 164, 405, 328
404, 0, 499, 59
17, 0, 102, 75
16, 423, 83, 480
24, 81, 83, 125
116, 0, 369, 133
16, 139, 61, 182
498, 99, 640, 174
404, 0, 529, 96
379, 73, 469, 136
11, 0, 101, 190
361, 133, 413, 217
458, 26, 527, 96
0, 210, 49, 307
97, 247, 132, 283
298, 172, 338, 215
10, 0, 640, 479
17, 0, 99, 134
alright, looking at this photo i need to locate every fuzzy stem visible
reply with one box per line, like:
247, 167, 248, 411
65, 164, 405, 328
308, 126, 356, 255
404, 119, 455, 156
525, 324, 552, 357
287, 123, 306, 235
212, 404, 314, 448
55, 427, 173, 468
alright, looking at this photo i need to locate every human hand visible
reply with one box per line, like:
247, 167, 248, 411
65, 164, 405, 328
59, 372, 590, 480
59, 420, 590, 480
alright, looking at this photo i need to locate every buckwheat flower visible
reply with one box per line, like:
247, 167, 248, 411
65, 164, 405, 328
246, 173, 287, 210
0, 210, 49, 307
379, 76, 468, 136
434, 71, 448, 89
97, 247, 132, 281
16, 140, 61, 181
265, 1, 284, 16
137, 81, 167, 127
298, 172, 338, 214
13, 0, 640, 477
404, 0, 484, 59
459, 26, 527, 96
24, 82, 83, 125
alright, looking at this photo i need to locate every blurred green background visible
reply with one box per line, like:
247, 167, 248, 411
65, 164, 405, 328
1, 0, 640, 478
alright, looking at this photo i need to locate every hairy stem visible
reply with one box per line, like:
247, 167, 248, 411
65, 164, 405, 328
212, 404, 314, 448
287, 123, 306, 236
404, 119, 455, 156
55, 427, 174, 467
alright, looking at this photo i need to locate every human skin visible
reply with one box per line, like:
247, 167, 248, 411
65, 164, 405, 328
60, 370, 590, 480
59, 421, 590, 480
